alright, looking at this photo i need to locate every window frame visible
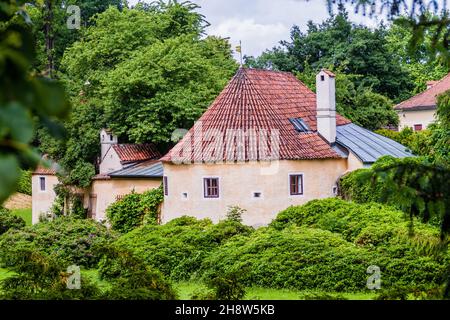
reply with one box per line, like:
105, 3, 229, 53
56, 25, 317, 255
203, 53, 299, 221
414, 124, 423, 131
163, 176, 168, 196
288, 173, 304, 196
203, 177, 220, 199
39, 176, 46, 192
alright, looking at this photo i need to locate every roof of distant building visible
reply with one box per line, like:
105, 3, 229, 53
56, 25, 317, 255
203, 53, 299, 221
395, 73, 450, 111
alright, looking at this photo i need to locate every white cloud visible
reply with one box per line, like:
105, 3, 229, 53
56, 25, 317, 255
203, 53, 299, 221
209, 18, 289, 58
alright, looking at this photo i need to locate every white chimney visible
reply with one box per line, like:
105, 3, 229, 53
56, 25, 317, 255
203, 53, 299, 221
100, 128, 118, 161
316, 69, 336, 144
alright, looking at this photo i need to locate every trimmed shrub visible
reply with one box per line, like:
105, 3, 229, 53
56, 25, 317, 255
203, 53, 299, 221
0, 248, 100, 300
201, 226, 375, 291
0, 217, 117, 268
98, 245, 177, 300
0, 207, 25, 235
116, 216, 253, 280
201, 224, 448, 292
268, 199, 449, 291
106, 186, 163, 233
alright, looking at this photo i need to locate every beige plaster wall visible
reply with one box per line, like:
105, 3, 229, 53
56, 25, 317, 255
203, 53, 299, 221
91, 178, 161, 222
346, 152, 365, 172
32, 174, 59, 224
161, 159, 347, 227
397, 109, 436, 130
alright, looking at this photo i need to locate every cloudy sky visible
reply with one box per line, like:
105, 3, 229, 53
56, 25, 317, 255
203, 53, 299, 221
128, 0, 383, 59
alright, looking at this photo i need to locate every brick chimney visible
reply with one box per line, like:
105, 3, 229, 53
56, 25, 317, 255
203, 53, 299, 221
316, 69, 336, 144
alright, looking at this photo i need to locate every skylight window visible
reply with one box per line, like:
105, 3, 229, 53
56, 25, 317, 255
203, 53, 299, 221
289, 118, 311, 133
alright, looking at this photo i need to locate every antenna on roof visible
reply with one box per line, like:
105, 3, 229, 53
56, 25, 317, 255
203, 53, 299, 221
236, 40, 243, 67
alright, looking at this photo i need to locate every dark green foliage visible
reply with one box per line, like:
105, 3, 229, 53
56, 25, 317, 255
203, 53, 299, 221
0, 248, 100, 300
0, 217, 117, 268
245, 10, 413, 101
201, 226, 376, 291
204, 270, 246, 300
375, 128, 433, 156
340, 156, 450, 236
203, 199, 449, 292
97, 245, 177, 300
0, 1, 70, 204
116, 217, 253, 281
17, 170, 32, 195
106, 186, 164, 233
226, 205, 246, 223
0, 207, 26, 235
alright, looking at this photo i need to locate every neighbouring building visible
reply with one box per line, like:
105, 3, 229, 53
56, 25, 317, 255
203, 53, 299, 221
31, 132, 163, 224
395, 73, 450, 131
160, 68, 413, 227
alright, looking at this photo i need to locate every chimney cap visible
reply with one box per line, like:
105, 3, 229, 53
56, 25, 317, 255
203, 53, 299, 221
320, 69, 336, 78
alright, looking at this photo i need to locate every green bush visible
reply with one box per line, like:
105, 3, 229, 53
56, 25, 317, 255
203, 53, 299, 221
201, 226, 375, 291
0, 248, 100, 300
98, 245, 177, 300
0, 207, 25, 235
268, 199, 449, 291
201, 223, 448, 292
116, 216, 253, 281
106, 186, 163, 233
204, 269, 246, 300
375, 128, 433, 156
0, 217, 117, 268
17, 170, 32, 195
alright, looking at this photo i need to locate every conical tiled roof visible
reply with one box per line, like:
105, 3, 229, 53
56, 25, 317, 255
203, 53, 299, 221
162, 68, 351, 163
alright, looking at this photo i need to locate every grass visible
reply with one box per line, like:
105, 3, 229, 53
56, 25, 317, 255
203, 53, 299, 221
174, 281, 377, 300
12, 208, 32, 226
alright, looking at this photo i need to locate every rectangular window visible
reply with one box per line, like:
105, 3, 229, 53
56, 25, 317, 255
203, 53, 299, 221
289, 174, 303, 195
414, 124, 423, 131
39, 177, 46, 191
163, 176, 168, 196
204, 178, 219, 198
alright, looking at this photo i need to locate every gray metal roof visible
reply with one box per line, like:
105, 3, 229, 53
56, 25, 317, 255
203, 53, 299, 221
336, 123, 413, 164
108, 161, 163, 178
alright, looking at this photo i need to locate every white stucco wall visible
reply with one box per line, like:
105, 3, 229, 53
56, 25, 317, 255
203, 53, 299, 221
32, 174, 59, 224
90, 178, 162, 222
99, 148, 122, 174
397, 109, 436, 130
161, 159, 348, 227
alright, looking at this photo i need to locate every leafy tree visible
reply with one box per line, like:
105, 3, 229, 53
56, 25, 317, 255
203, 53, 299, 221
386, 19, 449, 94
324, 0, 450, 65
246, 9, 414, 102
0, 0, 70, 204
40, 5, 237, 187
298, 68, 398, 130
25, 0, 126, 76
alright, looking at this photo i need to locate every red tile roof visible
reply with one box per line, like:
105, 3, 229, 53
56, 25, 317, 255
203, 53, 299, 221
113, 144, 161, 163
33, 156, 58, 175
395, 73, 450, 111
161, 68, 351, 163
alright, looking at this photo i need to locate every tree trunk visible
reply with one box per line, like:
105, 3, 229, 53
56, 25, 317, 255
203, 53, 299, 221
44, 0, 54, 78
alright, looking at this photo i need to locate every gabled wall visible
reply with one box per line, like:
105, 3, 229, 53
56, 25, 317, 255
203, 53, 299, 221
99, 147, 122, 174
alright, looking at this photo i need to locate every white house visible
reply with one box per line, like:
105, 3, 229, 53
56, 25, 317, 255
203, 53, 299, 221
395, 73, 450, 131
